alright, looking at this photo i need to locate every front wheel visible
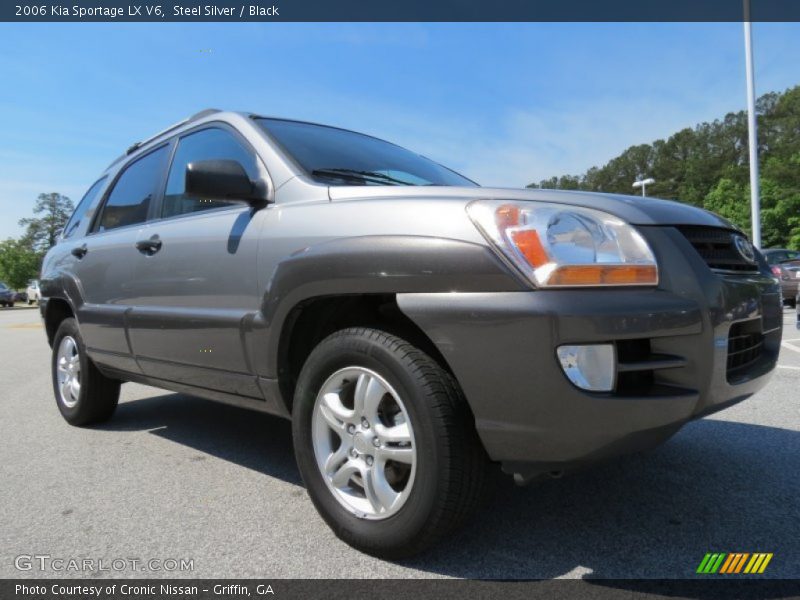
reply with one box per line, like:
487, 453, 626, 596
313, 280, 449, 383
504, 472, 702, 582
51, 318, 120, 426
292, 327, 489, 558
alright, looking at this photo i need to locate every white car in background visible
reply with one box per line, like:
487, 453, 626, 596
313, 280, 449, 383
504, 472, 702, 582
26, 280, 41, 305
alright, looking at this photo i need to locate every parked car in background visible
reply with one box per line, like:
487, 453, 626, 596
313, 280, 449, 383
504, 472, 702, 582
39, 109, 783, 558
26, 280, 41, 305
763, 248, 800, 307
13, 291, 28, 303
0, 282, 15, 307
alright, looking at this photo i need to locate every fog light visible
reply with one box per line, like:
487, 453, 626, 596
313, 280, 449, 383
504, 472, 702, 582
556, 344, 616, 392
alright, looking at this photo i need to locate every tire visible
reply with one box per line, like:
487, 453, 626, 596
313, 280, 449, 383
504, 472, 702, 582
292, 327, 489, 558
8, 302, 13, 308
51, 317, 120, 426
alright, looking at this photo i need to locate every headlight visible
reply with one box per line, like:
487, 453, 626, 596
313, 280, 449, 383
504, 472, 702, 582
467, 200, 658, 288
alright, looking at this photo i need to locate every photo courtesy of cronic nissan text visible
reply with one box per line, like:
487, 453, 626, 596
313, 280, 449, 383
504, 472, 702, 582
1, 1, 799, 599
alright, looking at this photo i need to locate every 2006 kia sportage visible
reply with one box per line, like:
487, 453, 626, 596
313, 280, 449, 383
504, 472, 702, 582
39, 109, 782, 558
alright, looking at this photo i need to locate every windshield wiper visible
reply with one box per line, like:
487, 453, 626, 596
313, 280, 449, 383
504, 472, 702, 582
311, 168, 415, 186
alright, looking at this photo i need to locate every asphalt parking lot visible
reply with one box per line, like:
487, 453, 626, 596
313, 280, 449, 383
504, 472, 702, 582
1, 305, 798, 580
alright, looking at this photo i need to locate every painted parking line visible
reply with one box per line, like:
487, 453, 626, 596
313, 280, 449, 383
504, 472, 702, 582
778, 365, 800, 371
782, 341, 800, 354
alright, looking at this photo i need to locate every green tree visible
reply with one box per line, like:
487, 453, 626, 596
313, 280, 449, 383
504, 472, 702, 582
0, 238, 40, 289
704, 178, 751, 234
788, 217, 800, 249
703, 176, 800, 250
18, 192, 74, 252
760, 177, 800, 249
530, 85, 800, 248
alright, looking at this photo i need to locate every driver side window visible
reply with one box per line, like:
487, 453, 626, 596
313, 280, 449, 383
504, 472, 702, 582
163, 127, 260, 219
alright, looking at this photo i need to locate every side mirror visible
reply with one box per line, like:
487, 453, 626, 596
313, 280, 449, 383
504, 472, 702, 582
185, 160, 267, 206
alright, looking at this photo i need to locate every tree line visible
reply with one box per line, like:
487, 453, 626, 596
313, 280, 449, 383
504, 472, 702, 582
528, 85, 800, 250
0, 193, 73, 289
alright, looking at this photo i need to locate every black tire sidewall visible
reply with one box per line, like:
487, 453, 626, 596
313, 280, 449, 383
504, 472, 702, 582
293, 331, 446, 555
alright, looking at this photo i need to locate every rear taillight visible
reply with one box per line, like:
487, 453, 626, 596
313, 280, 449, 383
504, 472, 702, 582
771, 266, 782, 277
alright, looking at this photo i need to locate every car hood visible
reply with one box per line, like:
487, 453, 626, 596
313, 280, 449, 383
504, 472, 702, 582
328, 186, 738, 229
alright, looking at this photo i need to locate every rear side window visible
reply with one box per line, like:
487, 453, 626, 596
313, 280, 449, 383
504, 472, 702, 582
63, 177, 106, 239
95, 146, 169, 232
162, 127, 260, 219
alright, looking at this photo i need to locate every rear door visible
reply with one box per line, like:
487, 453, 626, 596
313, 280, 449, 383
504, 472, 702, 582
125, 125, 269, 397
71, 145, 170, 374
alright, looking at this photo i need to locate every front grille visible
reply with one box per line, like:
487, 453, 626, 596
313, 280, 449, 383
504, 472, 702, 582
676, 226, 758, 272
727, 321, 764, 379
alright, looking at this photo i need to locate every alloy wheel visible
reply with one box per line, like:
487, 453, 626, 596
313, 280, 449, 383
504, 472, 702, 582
311, 367, 416, 520
56, 336, 81, 408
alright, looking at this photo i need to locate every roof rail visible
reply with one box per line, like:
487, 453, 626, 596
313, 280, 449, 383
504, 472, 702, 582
124, 108, 222, 155
105, 108, 222, 170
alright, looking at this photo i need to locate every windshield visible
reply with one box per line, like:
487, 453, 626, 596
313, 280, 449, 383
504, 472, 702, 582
0, 283, 8, 290
765, 250, 800, 265
256, 118, 477, 187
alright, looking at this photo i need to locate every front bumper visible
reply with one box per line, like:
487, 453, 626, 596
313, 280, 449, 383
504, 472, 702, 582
398, 226, 782, 481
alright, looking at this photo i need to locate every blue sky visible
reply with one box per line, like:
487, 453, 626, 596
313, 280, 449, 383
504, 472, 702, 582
1, 22, 799, 240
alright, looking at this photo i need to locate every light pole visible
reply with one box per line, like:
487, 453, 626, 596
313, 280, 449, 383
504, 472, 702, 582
744, 0, 762, 248
632, 177, 655, 198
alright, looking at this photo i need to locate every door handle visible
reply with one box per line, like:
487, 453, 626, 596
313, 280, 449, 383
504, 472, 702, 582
71, 244, 88, 259
135, 235, 162, 255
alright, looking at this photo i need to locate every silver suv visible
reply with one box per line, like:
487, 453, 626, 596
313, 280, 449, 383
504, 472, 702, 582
40, 109, 782, 557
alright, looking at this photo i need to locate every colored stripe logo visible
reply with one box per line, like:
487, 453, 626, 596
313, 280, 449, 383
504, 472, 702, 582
697, 552, 773, 574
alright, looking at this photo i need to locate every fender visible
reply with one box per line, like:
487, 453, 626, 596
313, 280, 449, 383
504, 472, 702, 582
39, 263, 83, 341
248, 235, 526, 381
41, 261, 82, 309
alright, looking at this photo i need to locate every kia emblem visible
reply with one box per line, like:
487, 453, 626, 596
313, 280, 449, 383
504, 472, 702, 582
733, 234, 756, 264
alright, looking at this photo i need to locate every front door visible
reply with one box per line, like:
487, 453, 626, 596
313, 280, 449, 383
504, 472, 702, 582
125, 125, 269, 397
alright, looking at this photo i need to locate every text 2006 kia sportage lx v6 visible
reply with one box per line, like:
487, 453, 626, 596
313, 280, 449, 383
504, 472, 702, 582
39, 109, 782, 558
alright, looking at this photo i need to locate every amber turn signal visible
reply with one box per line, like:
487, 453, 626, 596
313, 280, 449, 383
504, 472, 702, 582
547, 264, 658, 286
